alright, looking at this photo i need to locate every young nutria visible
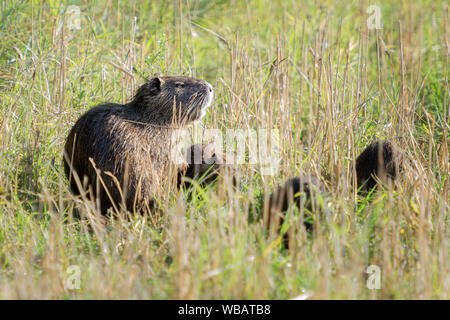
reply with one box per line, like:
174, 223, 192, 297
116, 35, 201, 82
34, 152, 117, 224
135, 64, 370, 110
177, 143, 223, 188
355, 140, 409, 193
265, 175, 326, 247
64, 76, 213, 215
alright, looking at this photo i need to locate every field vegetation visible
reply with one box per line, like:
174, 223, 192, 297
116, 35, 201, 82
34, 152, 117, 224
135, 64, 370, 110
0, 0, 448, 299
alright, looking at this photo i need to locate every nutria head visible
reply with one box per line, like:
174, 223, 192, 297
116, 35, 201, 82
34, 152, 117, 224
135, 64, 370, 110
178, 143, 223, 188
130, 76, 213, 124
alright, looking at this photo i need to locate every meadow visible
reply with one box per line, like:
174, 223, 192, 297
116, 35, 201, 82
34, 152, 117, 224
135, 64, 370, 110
0, 0, 448, 299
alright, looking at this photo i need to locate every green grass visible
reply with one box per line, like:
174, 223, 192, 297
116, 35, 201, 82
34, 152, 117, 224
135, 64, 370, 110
0, 0, 448, 299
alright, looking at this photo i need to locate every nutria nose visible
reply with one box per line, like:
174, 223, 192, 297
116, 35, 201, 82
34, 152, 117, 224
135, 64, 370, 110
203, 81, 213, 93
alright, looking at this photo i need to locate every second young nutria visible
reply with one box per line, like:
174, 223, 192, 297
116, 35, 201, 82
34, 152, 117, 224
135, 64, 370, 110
355, 140, 408, 193
64, 76, 213, 215
177, 143, 223, 188
265, 175, 326, 247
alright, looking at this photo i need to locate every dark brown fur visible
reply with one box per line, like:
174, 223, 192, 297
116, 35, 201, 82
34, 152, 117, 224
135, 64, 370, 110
64, 76, 213, 215
177, 143, 223, 188
355, 140, 408, 193
265, 175, 326, 247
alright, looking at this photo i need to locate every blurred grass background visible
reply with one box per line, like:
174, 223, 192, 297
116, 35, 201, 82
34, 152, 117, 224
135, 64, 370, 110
0, 0, 448, 299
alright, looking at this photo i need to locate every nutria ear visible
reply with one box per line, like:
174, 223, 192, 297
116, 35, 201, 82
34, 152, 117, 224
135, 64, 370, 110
148, 77, 164, 95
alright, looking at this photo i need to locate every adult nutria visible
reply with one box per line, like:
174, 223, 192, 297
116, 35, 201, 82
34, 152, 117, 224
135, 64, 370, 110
355, 140, 409, 193
265, 175, 326, 247
64, 76, 213, 215
177, 143, 223, 189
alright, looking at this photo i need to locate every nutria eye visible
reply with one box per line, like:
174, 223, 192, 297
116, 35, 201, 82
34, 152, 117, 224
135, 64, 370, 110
175, 82, 184, 88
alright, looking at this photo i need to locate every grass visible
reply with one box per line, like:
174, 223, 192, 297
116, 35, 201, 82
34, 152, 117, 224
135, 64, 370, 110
0, 0, 448, 299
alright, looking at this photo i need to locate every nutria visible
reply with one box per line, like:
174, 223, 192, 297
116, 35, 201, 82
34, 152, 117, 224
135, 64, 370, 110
265, 175, 326, 247
355, 140, 409, 193
64, 76, 213, 215
177, 143, 223, 188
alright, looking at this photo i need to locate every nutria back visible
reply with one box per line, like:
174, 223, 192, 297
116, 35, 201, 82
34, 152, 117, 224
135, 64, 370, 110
266, 175, 326, 228
64, 76, 213, 215
355, 140, 409, 193
265, 175, 327, 248
177, 143, 223, 188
